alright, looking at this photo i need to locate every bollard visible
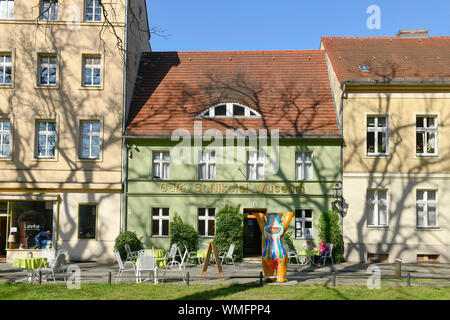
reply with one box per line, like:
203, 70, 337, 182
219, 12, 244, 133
259, 272, 263, 286
395, 258, 402, 279
407, 272, 411, 286
38, 271, 42, 285
186, 272, 190, 286
108, 272, 112, 285
332, 272, 336, 287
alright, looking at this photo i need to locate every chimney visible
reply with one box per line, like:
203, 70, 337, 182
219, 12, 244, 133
396, 30, 429, 38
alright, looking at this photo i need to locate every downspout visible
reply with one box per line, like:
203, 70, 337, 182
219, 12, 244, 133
340, 83, 347, 242
120, 0, 130, 233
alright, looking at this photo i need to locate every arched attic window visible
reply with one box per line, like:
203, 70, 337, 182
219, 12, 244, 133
197, 102, 262, 118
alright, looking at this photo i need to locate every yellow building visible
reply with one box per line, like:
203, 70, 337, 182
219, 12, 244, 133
322, 31, 450, 263
0, 0, 150, 262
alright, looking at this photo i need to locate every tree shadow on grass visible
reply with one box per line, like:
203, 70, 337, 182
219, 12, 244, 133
175, 282, 261, 300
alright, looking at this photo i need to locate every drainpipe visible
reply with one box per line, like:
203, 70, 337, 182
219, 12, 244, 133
120, 0, 130, 233
340, 83, 347, 239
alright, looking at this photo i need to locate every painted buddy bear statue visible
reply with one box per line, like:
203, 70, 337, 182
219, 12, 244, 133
255, 212, 294, 282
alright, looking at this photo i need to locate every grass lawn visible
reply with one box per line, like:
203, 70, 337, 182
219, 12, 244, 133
0, 282, 449, 300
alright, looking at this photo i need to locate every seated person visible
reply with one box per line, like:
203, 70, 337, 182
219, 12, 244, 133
302, 240, 313, 251
34, 230, 52, 249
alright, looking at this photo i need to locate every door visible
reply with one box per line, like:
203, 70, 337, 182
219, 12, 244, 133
243, 209, 266, 257
0, 217, 7, 257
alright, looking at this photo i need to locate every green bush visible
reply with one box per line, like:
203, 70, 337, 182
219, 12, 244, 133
319, 210, 344, 263
169, 213, 199, 254
215, 204, 243, 262
284, 231, 296, 251
114, 231, 144, 260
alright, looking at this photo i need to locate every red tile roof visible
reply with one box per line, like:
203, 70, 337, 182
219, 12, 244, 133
126, 51, 340, 137
321, 36, 450, 83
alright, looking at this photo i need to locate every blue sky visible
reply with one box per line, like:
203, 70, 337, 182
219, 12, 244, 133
145, 0, 450, 52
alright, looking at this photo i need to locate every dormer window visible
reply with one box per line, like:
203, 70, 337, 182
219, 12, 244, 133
197, 103, 262, 118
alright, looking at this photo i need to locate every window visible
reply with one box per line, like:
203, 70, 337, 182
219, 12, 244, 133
0, 0, 14, 19
247, 151, 265, 180
417, 190, 438, 228
40, 0, 58, 21
198, 102, 261, 118
0, 54, 12, 85
416, 116, 437, 156
152, 208, 169, 237
367, 116, 388, 155
198, 208, 215, 237
7, 200, 54, 250
38, 55, 57, 86
37, 120, 56, 158
85, 0, 102, 22
80, 121, 100, 159
152, 151, 170, 179
0, 119, 10, 157
295, 209, 313, 239
198, 150, 216, 180
367, 189, 388, 227
78, 204, 97, 240
83, 56, 101, 86
295, 152, 313, 180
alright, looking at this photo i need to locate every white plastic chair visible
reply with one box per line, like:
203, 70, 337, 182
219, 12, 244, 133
287, 249, 300, 265
114, 249, 136, 283
323, 243, 334, 266
41, 249, 56, 265
162, 248, 187, 283
124, 244, 139, 262
36, 250, 67, 283
136, 251, 158, 284
219, 244, 235, 267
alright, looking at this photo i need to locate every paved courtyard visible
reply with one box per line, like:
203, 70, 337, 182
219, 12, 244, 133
1, 259, 449, 287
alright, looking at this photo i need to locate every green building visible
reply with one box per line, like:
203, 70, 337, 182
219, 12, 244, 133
124, 50, 342, 256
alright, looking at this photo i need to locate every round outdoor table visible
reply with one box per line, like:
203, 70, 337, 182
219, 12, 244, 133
297, 249, 320, 266
143, 249, 167, 268
13, 257, 48, 283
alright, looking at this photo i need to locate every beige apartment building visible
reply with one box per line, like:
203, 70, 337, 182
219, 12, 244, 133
0, 0, 150, 262
321, 31, 450, 263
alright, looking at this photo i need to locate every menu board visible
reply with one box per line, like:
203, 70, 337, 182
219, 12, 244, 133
200, 241, 224, 279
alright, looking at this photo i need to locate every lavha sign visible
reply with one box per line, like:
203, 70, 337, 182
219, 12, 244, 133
160, 182, 305, 194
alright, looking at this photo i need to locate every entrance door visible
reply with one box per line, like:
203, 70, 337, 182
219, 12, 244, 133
0, 217, 7, 257
243, 209, 266, 257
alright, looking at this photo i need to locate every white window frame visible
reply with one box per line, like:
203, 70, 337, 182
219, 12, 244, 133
415, 115, 438, 156
151, 207, 169, 237
79, 120, 101, 159
295, 152, 313, 180
0, 119, 11, 157
198, 150, 216, 180
38, 55, 58, 86
198, 208, 216, 237
83, 56, 101, 87
198, 102, 262, 118
416, 190, 438, 228
366, 116, 389, 156
152, 151, 170, 180
36, 120, 57, 158
367, 189, 389, 227
247, 150, 265, 181
84, 0, 102, 22
295, 209, 313, 239
0, 54, 12, 85
40, 0, 58, 21
0, 0, 14, 19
